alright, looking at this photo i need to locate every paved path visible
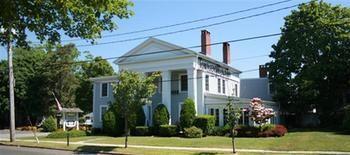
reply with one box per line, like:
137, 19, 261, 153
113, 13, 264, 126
2, 138, 350, 155
0, 129, 49, 139
0, 145, 73, 155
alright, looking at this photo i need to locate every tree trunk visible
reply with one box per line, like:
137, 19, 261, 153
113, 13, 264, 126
7, 38, 15, 142
231, 129, 236, 154
124, 117, 128, 148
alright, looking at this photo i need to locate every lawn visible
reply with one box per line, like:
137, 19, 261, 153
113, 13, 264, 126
4, 130, 350, 154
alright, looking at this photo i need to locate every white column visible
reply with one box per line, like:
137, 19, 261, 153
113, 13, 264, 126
161, 70, 171, 124
187, 68, 198, 113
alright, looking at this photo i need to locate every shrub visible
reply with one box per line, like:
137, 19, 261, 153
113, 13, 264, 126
180, 98, 196, 129
153, 104, 169, 128
47, 130, 86, 138
260, 124, 275, 132
136, 106, 146, 126
193, 115, 215, 136
132, 126, 150, 136
183, 126, 202, 138
159, 125, 177, 137
343, 106, 350, 132
102, 110, 118, 136
235, 125, 260, 137
42, 116, 57, 132
271, 125, 288, 137
211, 124, 231, 136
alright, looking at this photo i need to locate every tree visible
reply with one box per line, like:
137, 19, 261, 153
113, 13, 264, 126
111, 71, 159, 148
226, 96, 241, 154
0, 0, 133, 142
180, 98, 196, 129
267, 0, 350, 126
249, 98, 275, 125
76, 53, 114, 113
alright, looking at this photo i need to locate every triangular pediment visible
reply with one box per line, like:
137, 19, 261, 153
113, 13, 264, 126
114, 38, 197, 64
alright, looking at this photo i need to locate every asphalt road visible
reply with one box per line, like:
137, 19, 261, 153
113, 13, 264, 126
0, 145, 74, 155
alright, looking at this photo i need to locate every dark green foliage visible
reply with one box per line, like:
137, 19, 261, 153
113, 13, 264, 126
267, 1, 350, 127
193, 115, 215, 135
136, 106, 146, 126
159, 125, 177, 137
76, 54, 114, 114
343, 106, 350, 132
235, 124, 287, 137
183, 126, 203, 138
47, 130, 86, 138
132, 126, 149, 136
42, 116, 57, 132
211, 124, 232, 136
102, 110, 117, 136
153, 104, 169, 128
180, 98, 196, 129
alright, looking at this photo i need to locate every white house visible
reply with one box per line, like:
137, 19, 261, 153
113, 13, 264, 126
91, 30, 280, 128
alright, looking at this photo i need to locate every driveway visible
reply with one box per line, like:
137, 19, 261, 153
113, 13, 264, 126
0, 129, 49, 139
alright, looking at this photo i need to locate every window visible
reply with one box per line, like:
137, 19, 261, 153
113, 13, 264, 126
210, 108, 214, 115
223, 109, 227, 125
217, 79, 221, 93
178, 102, 184, 118
235, 84, 238, 97
100, 105, 108, 122
101, 83, 108, 97
243, 109, 249, 125
205, 75, 209, 91
215, 109, 220, 126
222, 80, 226, 94
180, 75, 188, 92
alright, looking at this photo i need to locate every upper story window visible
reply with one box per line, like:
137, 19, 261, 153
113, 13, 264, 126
222, 80, 226, 94
205, 75, 209, 91
217, 78, 221, 93
180, 74, 188, 92
101, 83, 108, 97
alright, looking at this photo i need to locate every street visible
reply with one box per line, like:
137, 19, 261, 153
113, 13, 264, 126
0, 145, 73, 155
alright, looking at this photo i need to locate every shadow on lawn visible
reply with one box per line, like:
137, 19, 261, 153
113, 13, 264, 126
193, 152, 225, 155
74, 145, 123, 154
287, 128, 350, 135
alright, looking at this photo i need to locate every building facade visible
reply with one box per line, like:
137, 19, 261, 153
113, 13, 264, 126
91, 30, 279, 128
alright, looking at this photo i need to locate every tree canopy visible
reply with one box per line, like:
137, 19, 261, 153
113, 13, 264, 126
268, 0, 350, 126
0, 0, 134, 46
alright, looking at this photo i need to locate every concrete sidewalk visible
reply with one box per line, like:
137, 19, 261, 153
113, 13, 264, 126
2, 138, 350, 155
0, 130, 49, 139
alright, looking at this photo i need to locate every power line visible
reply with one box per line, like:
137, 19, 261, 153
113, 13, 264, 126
75, 4, 297, 47
61, 0, 292, 42
48, 32, 280, 66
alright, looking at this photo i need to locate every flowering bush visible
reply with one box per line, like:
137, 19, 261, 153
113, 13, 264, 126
250, 98, 275, 125
272, 125, 288, 137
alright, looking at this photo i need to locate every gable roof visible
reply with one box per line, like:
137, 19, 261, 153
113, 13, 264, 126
114, 37, 241, 74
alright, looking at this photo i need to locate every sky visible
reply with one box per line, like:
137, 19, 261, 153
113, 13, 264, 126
0, 0, 349, 78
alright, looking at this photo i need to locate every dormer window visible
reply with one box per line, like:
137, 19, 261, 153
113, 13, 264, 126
222, 80, 226, 94
218, 78, 221, 93
205, 75, 209, 91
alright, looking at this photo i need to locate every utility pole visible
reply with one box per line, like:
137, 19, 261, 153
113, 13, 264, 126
6, 28, 15, 142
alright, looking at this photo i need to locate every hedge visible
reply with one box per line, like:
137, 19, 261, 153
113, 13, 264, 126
180, 98, 196, 129
183, 126, 202, 138
132, 126, 150, 136
193, 115, 215, 135
47, 130, 86, 138
159, 125, 177, 137
42, 116, 57, 132
102, 110, 118, 136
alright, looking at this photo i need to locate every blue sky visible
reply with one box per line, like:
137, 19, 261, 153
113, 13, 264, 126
0, 0, 349, 78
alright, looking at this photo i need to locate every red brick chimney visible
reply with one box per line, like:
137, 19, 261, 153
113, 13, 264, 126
259, 65, 268, 78
201, 30, 211, 56
223, 42, 230, 64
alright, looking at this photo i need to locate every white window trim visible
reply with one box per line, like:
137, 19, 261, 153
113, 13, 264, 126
100, 105, 109, 122
179, 73, 188, 93
217, 78, 221, 93
100, 82, 109, 98
222, 79, 226, 94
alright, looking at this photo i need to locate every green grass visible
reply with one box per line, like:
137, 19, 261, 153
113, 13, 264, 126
11, 130, 350, 154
